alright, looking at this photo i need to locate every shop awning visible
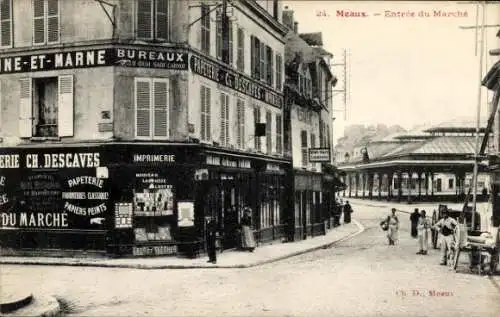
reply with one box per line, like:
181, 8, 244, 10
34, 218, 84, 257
482, 59, 500, 91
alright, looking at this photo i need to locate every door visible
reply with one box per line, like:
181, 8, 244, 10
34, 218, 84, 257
222, 184, 238, 250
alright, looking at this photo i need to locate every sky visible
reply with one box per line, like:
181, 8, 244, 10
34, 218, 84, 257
283, 0, 500, 144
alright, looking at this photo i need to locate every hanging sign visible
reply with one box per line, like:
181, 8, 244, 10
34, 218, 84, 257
309, 148, 331, 162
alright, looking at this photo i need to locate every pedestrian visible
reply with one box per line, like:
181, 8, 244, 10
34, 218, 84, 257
206, 218, 217, 264
432, 210, 458, 265
343, 201, 352, 224
240, 207, 256, 252
410, 208, 420, 238
416, 210, 431, 255
384, 208, 399, 245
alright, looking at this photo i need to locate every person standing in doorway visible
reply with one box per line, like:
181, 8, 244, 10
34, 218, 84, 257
416, 210, 431, 255
432, 210, 458, 265
410, 208, 420, 238
240, 207, 256, 252
206, 218, 217, 264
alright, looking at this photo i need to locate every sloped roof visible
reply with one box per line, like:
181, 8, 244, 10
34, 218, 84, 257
366, 143, 404, 160
299, 32, 323, 46
381, 141, 427, 157
412, 136, 476, 154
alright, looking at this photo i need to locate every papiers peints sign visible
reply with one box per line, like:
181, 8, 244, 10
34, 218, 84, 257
0, 151, 111, 230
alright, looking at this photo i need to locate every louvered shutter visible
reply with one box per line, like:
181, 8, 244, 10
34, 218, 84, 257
0, 0, 12, 47
225, 95, 230, 146
47, 0, 59, 43
57, 75, 74, 137
220, 93, 226, 145
155, 0, 168, 40
250, 36, 255, 77
137, 0, 153, 39
216, 13, 222, 60
206, 87, 211, 141
266, 111, 272, 153
135, 79, 151, 137
200, 86, 206, 141
237, 99, 244, 149
19, 78, 33, 138
276, 114, 282, 154
33, 0, 45, 44
153, 79, 169, 138
228, 21, 233, 65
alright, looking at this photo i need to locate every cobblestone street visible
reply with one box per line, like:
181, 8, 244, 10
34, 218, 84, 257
3, 203, 500, 317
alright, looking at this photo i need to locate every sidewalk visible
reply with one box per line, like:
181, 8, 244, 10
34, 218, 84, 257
0, 221, 364, 270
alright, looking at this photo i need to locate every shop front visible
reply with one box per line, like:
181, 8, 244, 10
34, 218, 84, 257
0, 143, 291, 257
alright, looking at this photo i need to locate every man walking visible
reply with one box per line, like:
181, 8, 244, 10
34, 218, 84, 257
343, 201, 352, 224
432, 210, 458, 265
206, 218, 217, 264
410, 208, 420, 238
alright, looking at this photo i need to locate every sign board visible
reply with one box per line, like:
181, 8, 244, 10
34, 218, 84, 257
0, 47, 189, 74
309, 148, 331, 162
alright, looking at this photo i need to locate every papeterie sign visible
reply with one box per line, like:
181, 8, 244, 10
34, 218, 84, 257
0, 47, 188, 74
309, 148, 331, 162
190, 54, 283, 108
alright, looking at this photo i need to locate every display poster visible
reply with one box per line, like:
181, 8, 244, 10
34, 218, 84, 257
177, 201, 194, 227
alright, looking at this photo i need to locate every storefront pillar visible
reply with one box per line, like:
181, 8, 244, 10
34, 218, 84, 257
378, 172, 382, 200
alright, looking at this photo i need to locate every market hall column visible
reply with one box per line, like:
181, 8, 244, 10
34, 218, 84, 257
397, 171, 403, 203
387, 171, 394, 201
354, 173, 359, 198
348, 173, 352, 198
407, 171, 413, 203
378, 172, 383, 200
424, 171, 429, 201
417, 171, 422, 202
361, 172, 366, 198
368, 173, 374, 200
430, 172, 435, 199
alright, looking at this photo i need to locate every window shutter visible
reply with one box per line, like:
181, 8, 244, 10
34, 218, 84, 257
216, 13, 222, 60
206, 87, 211, 140
135, 79, 151, 137
137, 0, 153, 39
153, 79, 169, 138
19, 78, 33, 138
236, 99, 245, 149
47, 0, 59, 43
228, 21, 233, 65
33, 0, 45, 44
0, 0, 12, 47
200, 86, 206, 141
225, 95, 230, 146
266, 111, 272, 153
276, 114, 282, 154
155, 0, 169, 40
57, 75, 74, 137
237, 27, 244, 71
260, 41, 266, 81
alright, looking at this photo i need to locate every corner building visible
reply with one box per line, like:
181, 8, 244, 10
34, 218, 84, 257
0, 0, 289, 257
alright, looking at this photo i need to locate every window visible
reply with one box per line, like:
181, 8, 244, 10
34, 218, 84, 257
136, 0, 169, 41
200, 3, 210, 54
135, 78, 169, 139
220, 93, 230, 146
301, 130, 308, 167
275, 54, 282, 91
324, 77, 329, 103
0, 0, 12, 47
310, 133, 316, 168
317, 68, 323, 100
254, 105, 261, 151
275, 114, 282, 154
448, 178, 454, 190
259, 42, 266, 81
265, 110, 272, 154
200, 85, 211, 141
237, 27, 244, 71
33, 0, 59, 45
228, 20, 233, 65
236, 99, 245, 149
251, 36, 261, 79
319, 118, 324, 147
19, 75, 74, 138
266, 46, 273, 87
216, 13, 222, 60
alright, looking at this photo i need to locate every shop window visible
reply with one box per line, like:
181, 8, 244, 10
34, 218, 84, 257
0, 0, 12, 47
275, 53, 282, 91
200, 85, 211, 142
135, 78, 169, 139
236, 99, 245, 149
33, 0, 59, 45
265, 110, 272, 154
301, 130, 308, 167
19, 75, 74, 138
200, 3, 210, 54
237, 27, 244, 71
275, 114, 282, 154
220, 92, 230, 146
136, 0, 170, 41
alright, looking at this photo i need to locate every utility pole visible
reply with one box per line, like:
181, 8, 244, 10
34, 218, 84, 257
331, 49, 349, 120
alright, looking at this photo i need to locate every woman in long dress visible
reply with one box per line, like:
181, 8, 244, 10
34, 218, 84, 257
386, 208, 400, 245
240, 207, 256, 252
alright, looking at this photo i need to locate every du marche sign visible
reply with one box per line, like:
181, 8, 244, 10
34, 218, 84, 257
0, 47, 189, 74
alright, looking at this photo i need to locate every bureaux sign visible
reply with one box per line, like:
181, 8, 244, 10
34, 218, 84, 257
0, 47, 188, 74
309, 148, 331, 162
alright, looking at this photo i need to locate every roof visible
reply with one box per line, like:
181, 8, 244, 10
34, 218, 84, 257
365, 143, 404, 160
299, 33, 323, 46
412, 136, 476, 155
313, 46, 333, 57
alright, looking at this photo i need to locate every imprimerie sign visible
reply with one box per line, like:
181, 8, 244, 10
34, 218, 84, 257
309, 148, 331, 162
0, 47, 188, 74
190, 54, 283, 109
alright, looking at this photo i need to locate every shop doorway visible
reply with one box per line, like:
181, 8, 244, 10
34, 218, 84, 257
221, 185, 239, 250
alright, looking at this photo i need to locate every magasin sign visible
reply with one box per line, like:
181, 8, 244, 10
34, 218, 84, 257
0, 47, 189, 74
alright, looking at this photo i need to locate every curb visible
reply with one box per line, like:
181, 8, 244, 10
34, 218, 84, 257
4, 295, 61, 317
0, 293, 33, 314
0, 222, 365, 270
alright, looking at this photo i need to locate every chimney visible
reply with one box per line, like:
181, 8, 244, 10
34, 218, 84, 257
293, 21, 298, 33
282, 6, 294, 31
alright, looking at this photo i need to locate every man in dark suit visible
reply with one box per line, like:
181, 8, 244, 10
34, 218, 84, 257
206, 218, 217, 264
